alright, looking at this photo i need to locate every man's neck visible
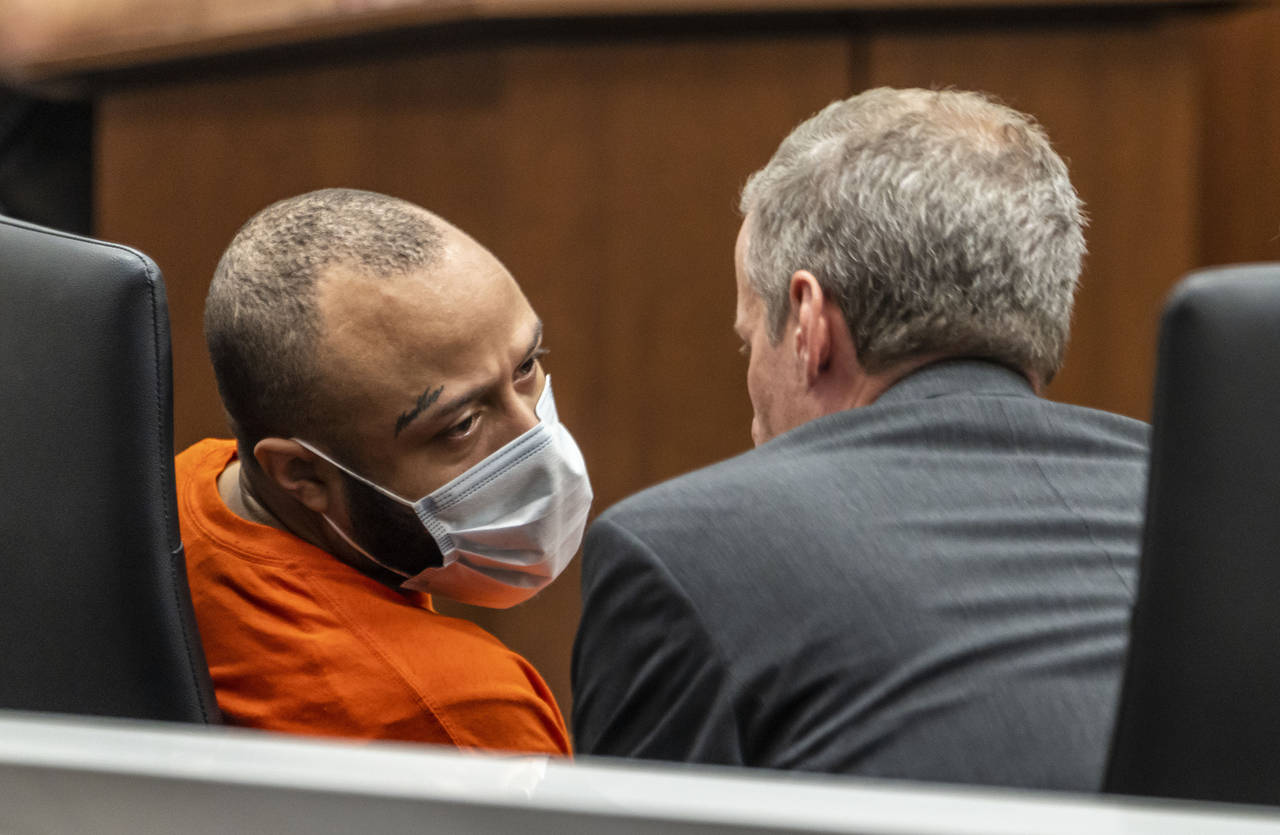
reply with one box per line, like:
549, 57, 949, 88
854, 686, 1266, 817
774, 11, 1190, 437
838, 352, 954, 410
217, 457, 291, 533
850, 356, 1044, 408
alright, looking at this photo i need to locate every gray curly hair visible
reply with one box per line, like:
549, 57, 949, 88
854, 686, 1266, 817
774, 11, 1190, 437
739, 87, 1086, 384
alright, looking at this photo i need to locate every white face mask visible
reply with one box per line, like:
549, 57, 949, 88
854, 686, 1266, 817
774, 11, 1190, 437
296, 376, 593, 608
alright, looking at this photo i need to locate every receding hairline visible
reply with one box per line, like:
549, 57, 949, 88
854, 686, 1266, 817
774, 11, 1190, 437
308, 214, 508, 296
306, 218, 528, 385
203, 188, 457, 454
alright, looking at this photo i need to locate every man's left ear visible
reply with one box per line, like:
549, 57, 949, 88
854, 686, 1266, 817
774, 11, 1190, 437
789, 270, 832, 385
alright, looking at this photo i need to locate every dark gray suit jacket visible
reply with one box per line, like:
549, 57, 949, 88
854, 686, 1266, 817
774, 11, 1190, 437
572, 360, 1149, 790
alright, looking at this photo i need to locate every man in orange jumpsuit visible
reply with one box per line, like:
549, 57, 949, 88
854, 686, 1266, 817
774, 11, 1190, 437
178, 188, 591, 753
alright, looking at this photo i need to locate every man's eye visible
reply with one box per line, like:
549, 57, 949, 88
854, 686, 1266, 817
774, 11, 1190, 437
445, 414, 477, 438
517, 347, 550, 379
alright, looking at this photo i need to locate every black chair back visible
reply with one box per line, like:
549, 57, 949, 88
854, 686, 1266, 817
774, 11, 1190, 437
1105, 264, 1280, 805
0, 216, 219, 723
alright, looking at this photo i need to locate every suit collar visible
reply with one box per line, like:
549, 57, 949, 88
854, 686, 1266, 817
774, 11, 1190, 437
756, 360, 1038, 452
873, 359, 1036, 406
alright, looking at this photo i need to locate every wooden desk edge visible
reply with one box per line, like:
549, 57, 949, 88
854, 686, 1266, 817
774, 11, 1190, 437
0, 0, 1256, 87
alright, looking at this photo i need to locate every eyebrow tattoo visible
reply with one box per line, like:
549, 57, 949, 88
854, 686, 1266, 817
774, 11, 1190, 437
394, 384, 444, 437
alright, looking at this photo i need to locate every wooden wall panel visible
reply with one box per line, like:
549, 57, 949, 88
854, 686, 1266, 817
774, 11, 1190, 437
96, 33, 853, 721
861, 13, 1203, 421
1198, 4, 1280, 267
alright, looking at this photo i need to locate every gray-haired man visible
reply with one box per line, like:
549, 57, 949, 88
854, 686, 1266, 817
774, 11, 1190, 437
572, 88, 1148, 790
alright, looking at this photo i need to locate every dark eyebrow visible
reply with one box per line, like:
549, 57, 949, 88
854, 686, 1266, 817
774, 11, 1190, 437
526, 320, 544, 359
391, 320, 544, 438
394, 385, 444, 437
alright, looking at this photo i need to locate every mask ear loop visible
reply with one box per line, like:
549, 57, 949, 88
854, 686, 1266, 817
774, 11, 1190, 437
292, 438, 417, 506
295, 439, 460, 583
319, 513, 413, 582
291, 439, 422, 583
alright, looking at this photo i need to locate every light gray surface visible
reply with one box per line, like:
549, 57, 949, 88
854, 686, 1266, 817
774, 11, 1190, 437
2, 710, 1280, 835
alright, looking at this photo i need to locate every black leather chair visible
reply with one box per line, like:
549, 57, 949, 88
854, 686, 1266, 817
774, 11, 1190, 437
1105, 264, 1280, 806
0, 216, 219, 723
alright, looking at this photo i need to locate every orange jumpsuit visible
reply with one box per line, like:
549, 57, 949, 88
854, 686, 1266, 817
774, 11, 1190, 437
176, 438, 570, 754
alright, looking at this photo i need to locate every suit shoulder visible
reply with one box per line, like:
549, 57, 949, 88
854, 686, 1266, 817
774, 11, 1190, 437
1037, 400, 1151, 453
594, 444, 774, 528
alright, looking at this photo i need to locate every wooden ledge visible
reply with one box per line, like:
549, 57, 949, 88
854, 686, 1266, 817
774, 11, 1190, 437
0, 0, 1253, 85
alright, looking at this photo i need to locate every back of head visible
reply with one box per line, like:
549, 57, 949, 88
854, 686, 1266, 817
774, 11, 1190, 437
739, 87, 1085, 384
205, 188, 444, 460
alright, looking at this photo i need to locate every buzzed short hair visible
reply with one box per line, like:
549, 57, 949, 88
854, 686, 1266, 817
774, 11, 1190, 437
204, 188, 444, 460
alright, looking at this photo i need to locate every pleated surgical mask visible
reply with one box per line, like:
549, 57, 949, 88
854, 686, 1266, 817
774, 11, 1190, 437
296, 376, 593, 608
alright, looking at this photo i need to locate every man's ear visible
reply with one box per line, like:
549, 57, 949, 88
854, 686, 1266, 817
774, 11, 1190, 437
789, 270, 832, 386
253, 438, 339, 515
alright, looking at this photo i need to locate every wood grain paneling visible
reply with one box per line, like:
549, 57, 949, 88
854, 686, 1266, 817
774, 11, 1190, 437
861, 14, 1203, 421
1198, 4, 1280, 266
3, 0, 1225, 83
97, 32, 853, 721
